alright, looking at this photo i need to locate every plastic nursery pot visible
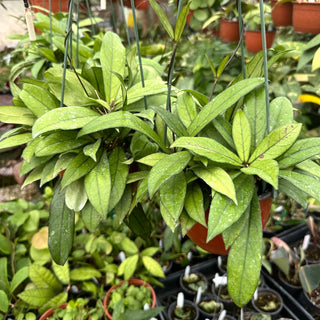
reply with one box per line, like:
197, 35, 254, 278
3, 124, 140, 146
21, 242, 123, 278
251, 288, 283, 317
194, 292, 224, 319
29, 0, 69, 13
245, 30, 276, 54
304, 244, 320, 264
211, 283, 236, 312
179, 272, 208, 299
278, 270, 302, 296
292, 2, 320, 34
219, 19, 240, 43
123, 0, 149, 10
187, 196, 272, 255
103, 279, 156, 320
168, 300, 199, 320
39, 303, 68, 320
299, 286, 320, 315
271, 0, 292, 27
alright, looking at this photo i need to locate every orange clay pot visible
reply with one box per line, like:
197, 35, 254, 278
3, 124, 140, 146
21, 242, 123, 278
123, 0, 149, 10
271, 0, 292, 27
29, 0, 69, 13
245, 30, 276, 53
219, 19, 240, 43
292, 2, 320, 34
187, 196, 272, 255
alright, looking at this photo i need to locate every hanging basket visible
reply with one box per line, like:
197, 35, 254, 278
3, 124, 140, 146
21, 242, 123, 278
245, 30, 276, 53
187, 195, 272, 255
292, 2, 320, 34
29, 0, 69, 13
219, 19, 240, 43
271, 0, 292, 27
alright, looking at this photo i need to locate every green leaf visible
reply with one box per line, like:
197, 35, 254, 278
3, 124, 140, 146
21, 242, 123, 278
70, 267, 101, 281
188, 78, 264, 136
269, 97, 294, 131
65, 179, 88, 211
52, 153, 75, 178
100, 31, 126, 105
19, 84, 59, 117
159, 172, 187, 231
52, 261, 70, 285
228, 194, 262, 307
217, 55, 230, 78
137, 152, 167, 166
241, 159, 279, 189
184, 183, 206, 226
0, 133, 33, 149
22, 136, 42, 163
233, 110, 251, 163
81, 202, 101, 232
118, 254, 139, 280
249, 124, 302, 163
113, 185, 132, 224
279, 170, 320, 203
48, 183, 74, 265
150, 105, 188, 137
278, 138, 320, 169
0, 258, 9, 294
296, 160, 320, 179
148, 151, 191, 198
149, 0, 174, 39
212, 116, 235, 149
171, 137, 242, 167
61, 152, 96, 190
40, 157, 59, 187
120, 237, 139, 255
78, 111, 166, 151
18, 288, 56, 307
39, 291, 68, 315
120, 307, 164, 320
193, 165, 236, 203
29, 264, 62, 292
176, 92, 197, 128
83, 139, 101, 161
0, 106, 35, 126
10, 267, 29, 293
312, 47, 320, 71
299, 264, 320, 295
243, 87, 266, 151
142, 256, 165, 278
32, 107, 99, 138
207, 174, 255, 241
174, 3, 190, 41
35, 131, 91, 157
0, 290, 9, 313
85, 151, 111, 217
141, 247, 160, 257
0, 234, 12, 255
108, 148, 129, 212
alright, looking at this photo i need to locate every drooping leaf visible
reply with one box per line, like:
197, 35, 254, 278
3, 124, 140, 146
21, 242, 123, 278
40, 156, 59, 187
148, 151, 191, 198
65, 179, 88, 211
188, 78, 264, 136
207, 174, 255, 241
296, 160, 320, 179
114, 185, 132, 224
249, 124, 302, 163
81, 202, 101, 232
0, 133, 33, 149
212, 116, 235, 149
0, 106, 35, 126
29, 264, 62, 292
228, 193, 262, 307
85, 151, 111, 217
278, 178, 309, 208
159, 172, 187, 231
52, 261, 70, 285
48, 183, 74, 265
171, 137, 242, 167
10, 267, 29, 293
52, 153, 75, 178
83, 139, 101, 161
21, 165, 45, 189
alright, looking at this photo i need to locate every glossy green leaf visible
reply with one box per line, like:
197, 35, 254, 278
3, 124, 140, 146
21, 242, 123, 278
174, 3, 190, 41
212, 116, 235, 149
233, 110, 251, 163
22, 136, 42, 163
32, 107, 100, 138
0, 290, 9, 313
126, 204, 152, 240
296, 160, 320, 179
137, 152, 167, 166
61, 152, 96, 190
207, 174, 255, 241
269, 97, 294, 131
35, 131, 91, 157
70, 267, 101, 281
312, 47, 320, 71
39, 291, 68, 315
18, 288, 56, 307
299, 264, 320, 295
150, 105, 188, 137
193, 165, 236, 203
20, 153, 52, 176
130, 132, 158, 160
83, 139, 101, 161
78, 111, 166, 151
249, 124, 302, 163
171, 137, 242, 167
100, 31, 126, 105
113, 185, 132, 224
141, 247, 160, 257
241, 159, 279, 189
52, 261, 70, 285
40, 156, 59, 186
120, 238, 139, 255
52, 153, 75, 178
29, 264, 62, 291
10, 266, 29, 293
65, 179, 88, 211
108, 148, 129, 212
21, 165, 45, 189
279, 170, 320, 203
228, 194, 262, 307
278, 138, 320, 169
118, 254, 139, 280
177, 92, 197, 128
0, 235, 12, 255
85, 151, 111, 217
0, 258, 9, 294
188, 78, 264, 136
142, 256, 165, 278
19, 84, 59, 117
0, 133, 32, 149
184, 183, 206, 226
217, 55, 230, 78
148, 151, 191, 198
159, 172, 187, 231
0, 106, 35, 126
81, 202, 101, 232
149, 0, 174, 39
48, 184, 74, 265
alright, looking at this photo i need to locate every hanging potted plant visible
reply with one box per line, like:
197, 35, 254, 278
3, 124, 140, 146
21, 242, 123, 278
243, 2, 276, 53
219, 1, 240, 43
271, 0, 293, 27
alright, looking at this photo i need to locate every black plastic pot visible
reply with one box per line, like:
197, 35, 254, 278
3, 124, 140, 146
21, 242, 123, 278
211, 283, 236, 312
251, 288, 283, 317
168, 300, 199, 320
298, 288, 320, 316
194, 292, 223, 319
277, 270, 302, 296
179, 271, 209, 300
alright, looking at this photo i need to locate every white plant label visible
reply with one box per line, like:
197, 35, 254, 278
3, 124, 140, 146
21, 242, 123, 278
25, 8, 36, 41
101, 0, 107, 10
177, 292, 184, 308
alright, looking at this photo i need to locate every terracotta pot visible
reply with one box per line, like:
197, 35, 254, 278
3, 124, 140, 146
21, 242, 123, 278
187, 196, 272, 255
39, 303, 68, 320
29, 0, 69, 13
219, 19, 240, 43
271, 0, 292, 27
245, 30, 276, 53
123, 0, 149, 10
103, 279, 156, 319
292, 2, 320, 34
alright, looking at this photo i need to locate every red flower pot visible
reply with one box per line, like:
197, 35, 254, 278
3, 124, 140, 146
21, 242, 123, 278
245, 30, 276, 53
187, 196, 272, 255
39, 303, 68, 320
123, 0, 149, 10
271, 0, 292, 27
29, 0, 69, 13
292, 2, 320, 34
219, 19, 240, 43
103, 279, 156, 319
